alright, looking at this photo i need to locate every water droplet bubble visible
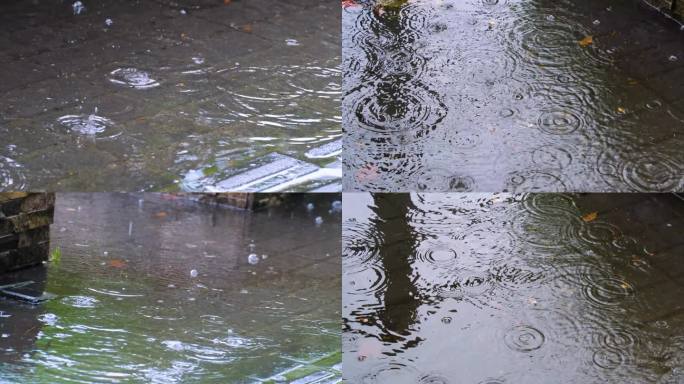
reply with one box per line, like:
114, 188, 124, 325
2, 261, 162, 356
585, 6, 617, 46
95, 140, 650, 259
285, 39, 300, 46
72, 1, 85, 15
315, 216, 323, 225
108, 68, 160, 89
247, 254, 259, 265
669, 55, 678, 62
306, 203, 315, 211
105, 18, 113, 27
190, 269, 198, 278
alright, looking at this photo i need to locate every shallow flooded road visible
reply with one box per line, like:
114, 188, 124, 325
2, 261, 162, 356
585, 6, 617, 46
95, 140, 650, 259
343, 193, 684, 383
343, 0, 684, 192
0, 193, 341, 383
0, 0, 341, 192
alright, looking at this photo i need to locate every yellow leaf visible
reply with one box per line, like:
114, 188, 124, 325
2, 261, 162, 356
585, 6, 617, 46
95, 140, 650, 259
578, 35, 593, 47
617, 107, 626, 114
582, 211, 598, 222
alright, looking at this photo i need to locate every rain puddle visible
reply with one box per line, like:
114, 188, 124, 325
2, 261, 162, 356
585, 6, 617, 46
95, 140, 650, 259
0, 0, 340, 191
0, 193, 341, 383
343, 0, 684, 192
343, 193, 684, 383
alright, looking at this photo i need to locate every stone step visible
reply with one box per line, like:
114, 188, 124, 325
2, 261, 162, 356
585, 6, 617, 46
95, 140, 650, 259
0, 193, 55, 273
184, 150, 341, 192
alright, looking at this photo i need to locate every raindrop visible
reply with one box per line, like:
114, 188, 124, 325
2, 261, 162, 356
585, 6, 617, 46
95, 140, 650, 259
190, 269, 198, 278
108, 68, 160, 89
504, 325, 545, 352
37, 313, 59, 326
61, 296, 99, 308
537, 110, 581, 135
247, 253, 259, 265
669, 55, 678, 62
57, 113, 115, 136
285, 39, 300, 46
315, 216, 323, 225
72, 1, 85, 15
306, 203, 315, 211
593, 19, 600, 25
592, 348, 624, 369
441, 316, 452, 324
105, 18, 113, 27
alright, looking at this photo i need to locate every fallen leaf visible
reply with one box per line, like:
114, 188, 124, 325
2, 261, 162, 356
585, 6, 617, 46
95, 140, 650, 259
224, 0, 232, 4
578, 35, 593, 47
582, 211, 598, 222
154, 211, 168, 218
242, 24, 253, 33
109, 259, 127, 268
617, 107, 626, 114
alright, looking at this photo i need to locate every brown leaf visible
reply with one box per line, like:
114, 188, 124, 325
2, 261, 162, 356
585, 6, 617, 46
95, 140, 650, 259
242, 24, 253, 33
578, 35, 593, 47
154, 211, 168, 218
582, 211, 598, 222
109, 259, 127, 268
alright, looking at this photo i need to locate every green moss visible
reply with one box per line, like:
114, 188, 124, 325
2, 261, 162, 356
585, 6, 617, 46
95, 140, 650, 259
202, 165, 219, 176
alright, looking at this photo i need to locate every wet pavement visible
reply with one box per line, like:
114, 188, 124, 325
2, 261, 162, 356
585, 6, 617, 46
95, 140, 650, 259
343, 0, 684, 192
0, 193, 342, 383
343, 193, 684, 383
0, 0, 341, 192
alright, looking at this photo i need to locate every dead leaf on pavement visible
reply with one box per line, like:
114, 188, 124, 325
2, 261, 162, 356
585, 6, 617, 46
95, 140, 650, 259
582, 211, 598, 222
579, 35, 593, 47
109, 259, 127, 268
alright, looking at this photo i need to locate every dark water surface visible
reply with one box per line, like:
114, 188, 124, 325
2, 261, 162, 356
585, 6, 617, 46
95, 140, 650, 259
343, 193, 684, 383
343, 0, 684, 192
0, 193, 341, 383
0, 0, 341, 192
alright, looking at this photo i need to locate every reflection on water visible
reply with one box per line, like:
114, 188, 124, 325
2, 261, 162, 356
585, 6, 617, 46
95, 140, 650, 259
0, 193, 341, 383
343, 193, 684, 383
343, 0, 684, 191
0, 1, 341, 191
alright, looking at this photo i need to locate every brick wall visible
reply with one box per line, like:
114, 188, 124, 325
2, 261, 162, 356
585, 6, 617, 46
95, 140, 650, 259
0, 193, 55, 273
